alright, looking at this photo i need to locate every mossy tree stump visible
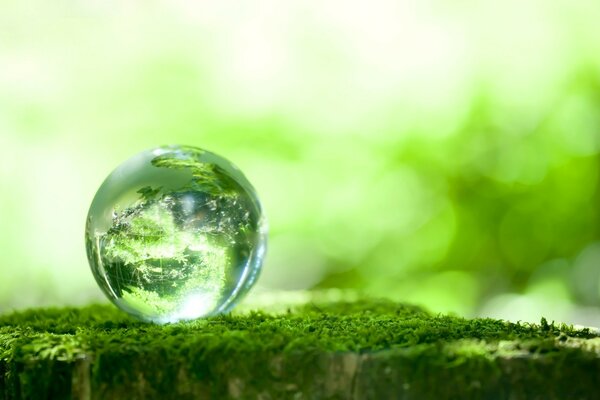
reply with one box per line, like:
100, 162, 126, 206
1, 300, 599, 399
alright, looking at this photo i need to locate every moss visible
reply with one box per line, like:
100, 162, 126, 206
1, 299, 599, 399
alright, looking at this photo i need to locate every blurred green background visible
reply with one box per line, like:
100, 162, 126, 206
2, 0, 600, 325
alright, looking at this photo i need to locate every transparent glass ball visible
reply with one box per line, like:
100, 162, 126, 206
85, 145, 267, 323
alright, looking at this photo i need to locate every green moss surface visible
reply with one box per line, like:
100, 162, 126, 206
1, 299, 599, 399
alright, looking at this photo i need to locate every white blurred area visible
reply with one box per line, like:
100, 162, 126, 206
1, 0, 600, 326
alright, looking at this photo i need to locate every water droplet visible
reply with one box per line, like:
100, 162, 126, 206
85, 145, 267, 323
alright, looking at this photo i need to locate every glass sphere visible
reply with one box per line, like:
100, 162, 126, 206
85, 145, 267, 323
